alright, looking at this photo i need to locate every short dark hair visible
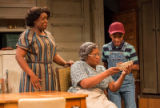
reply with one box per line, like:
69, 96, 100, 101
25, 7, 50, 27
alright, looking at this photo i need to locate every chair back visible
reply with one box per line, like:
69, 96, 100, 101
18, 97, 66, 108
55, 67, 71, 91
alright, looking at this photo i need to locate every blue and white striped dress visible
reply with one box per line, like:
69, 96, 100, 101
17, 29, 56, 92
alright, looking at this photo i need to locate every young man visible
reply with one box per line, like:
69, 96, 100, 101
102, 22, 139, 108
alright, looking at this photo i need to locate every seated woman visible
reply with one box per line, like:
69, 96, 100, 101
68, 42, 132, 108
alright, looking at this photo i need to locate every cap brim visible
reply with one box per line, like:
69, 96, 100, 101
109, 31, 125, 35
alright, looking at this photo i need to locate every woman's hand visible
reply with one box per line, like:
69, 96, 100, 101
53, 53, 74, 67
107, 67, 120, 75
65, 60, 74, 67
30, 74, 42, 90
16, 47, 42, 90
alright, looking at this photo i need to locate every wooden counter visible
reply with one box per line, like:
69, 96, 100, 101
0, 91, 88, 108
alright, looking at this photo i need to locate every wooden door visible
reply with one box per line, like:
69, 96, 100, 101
139, 0, 158, 93
155, 0, 160, 93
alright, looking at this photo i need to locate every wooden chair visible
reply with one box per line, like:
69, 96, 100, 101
18, 97, 66, 108
55, 67, 71, 91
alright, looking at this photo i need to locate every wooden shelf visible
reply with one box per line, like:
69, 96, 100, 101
0, 28, 25, 32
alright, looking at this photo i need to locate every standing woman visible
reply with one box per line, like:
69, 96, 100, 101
16, 7, 72, 92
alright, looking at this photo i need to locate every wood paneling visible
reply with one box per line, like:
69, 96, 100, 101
0, 0, 35, 7
139, 97, 160, 108
52, 26, 83, 42
155, 0, 160, 93
139, 0, 158, 94
113, 9, 138, 53
46, 0, 91, 62
51, 1, 82, 17
0, 0, 36, 19
119, 0, 138, 11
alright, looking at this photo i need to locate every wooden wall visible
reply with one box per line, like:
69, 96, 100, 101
119, 0, 138, 11
113, 9, 138, 53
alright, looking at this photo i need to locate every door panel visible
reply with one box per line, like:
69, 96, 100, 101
156, 0, 160, 93
140, 0, 158, 93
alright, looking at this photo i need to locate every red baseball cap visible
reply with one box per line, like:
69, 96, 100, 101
108, 22, 125, 35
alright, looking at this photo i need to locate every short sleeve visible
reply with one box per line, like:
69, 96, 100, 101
102, 45, 109, 63
129, 46, 139, 64
70, 61, 88, 87
16, 29, 34, 51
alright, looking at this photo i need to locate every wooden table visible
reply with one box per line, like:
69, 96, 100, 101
0, 91, 87, 108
